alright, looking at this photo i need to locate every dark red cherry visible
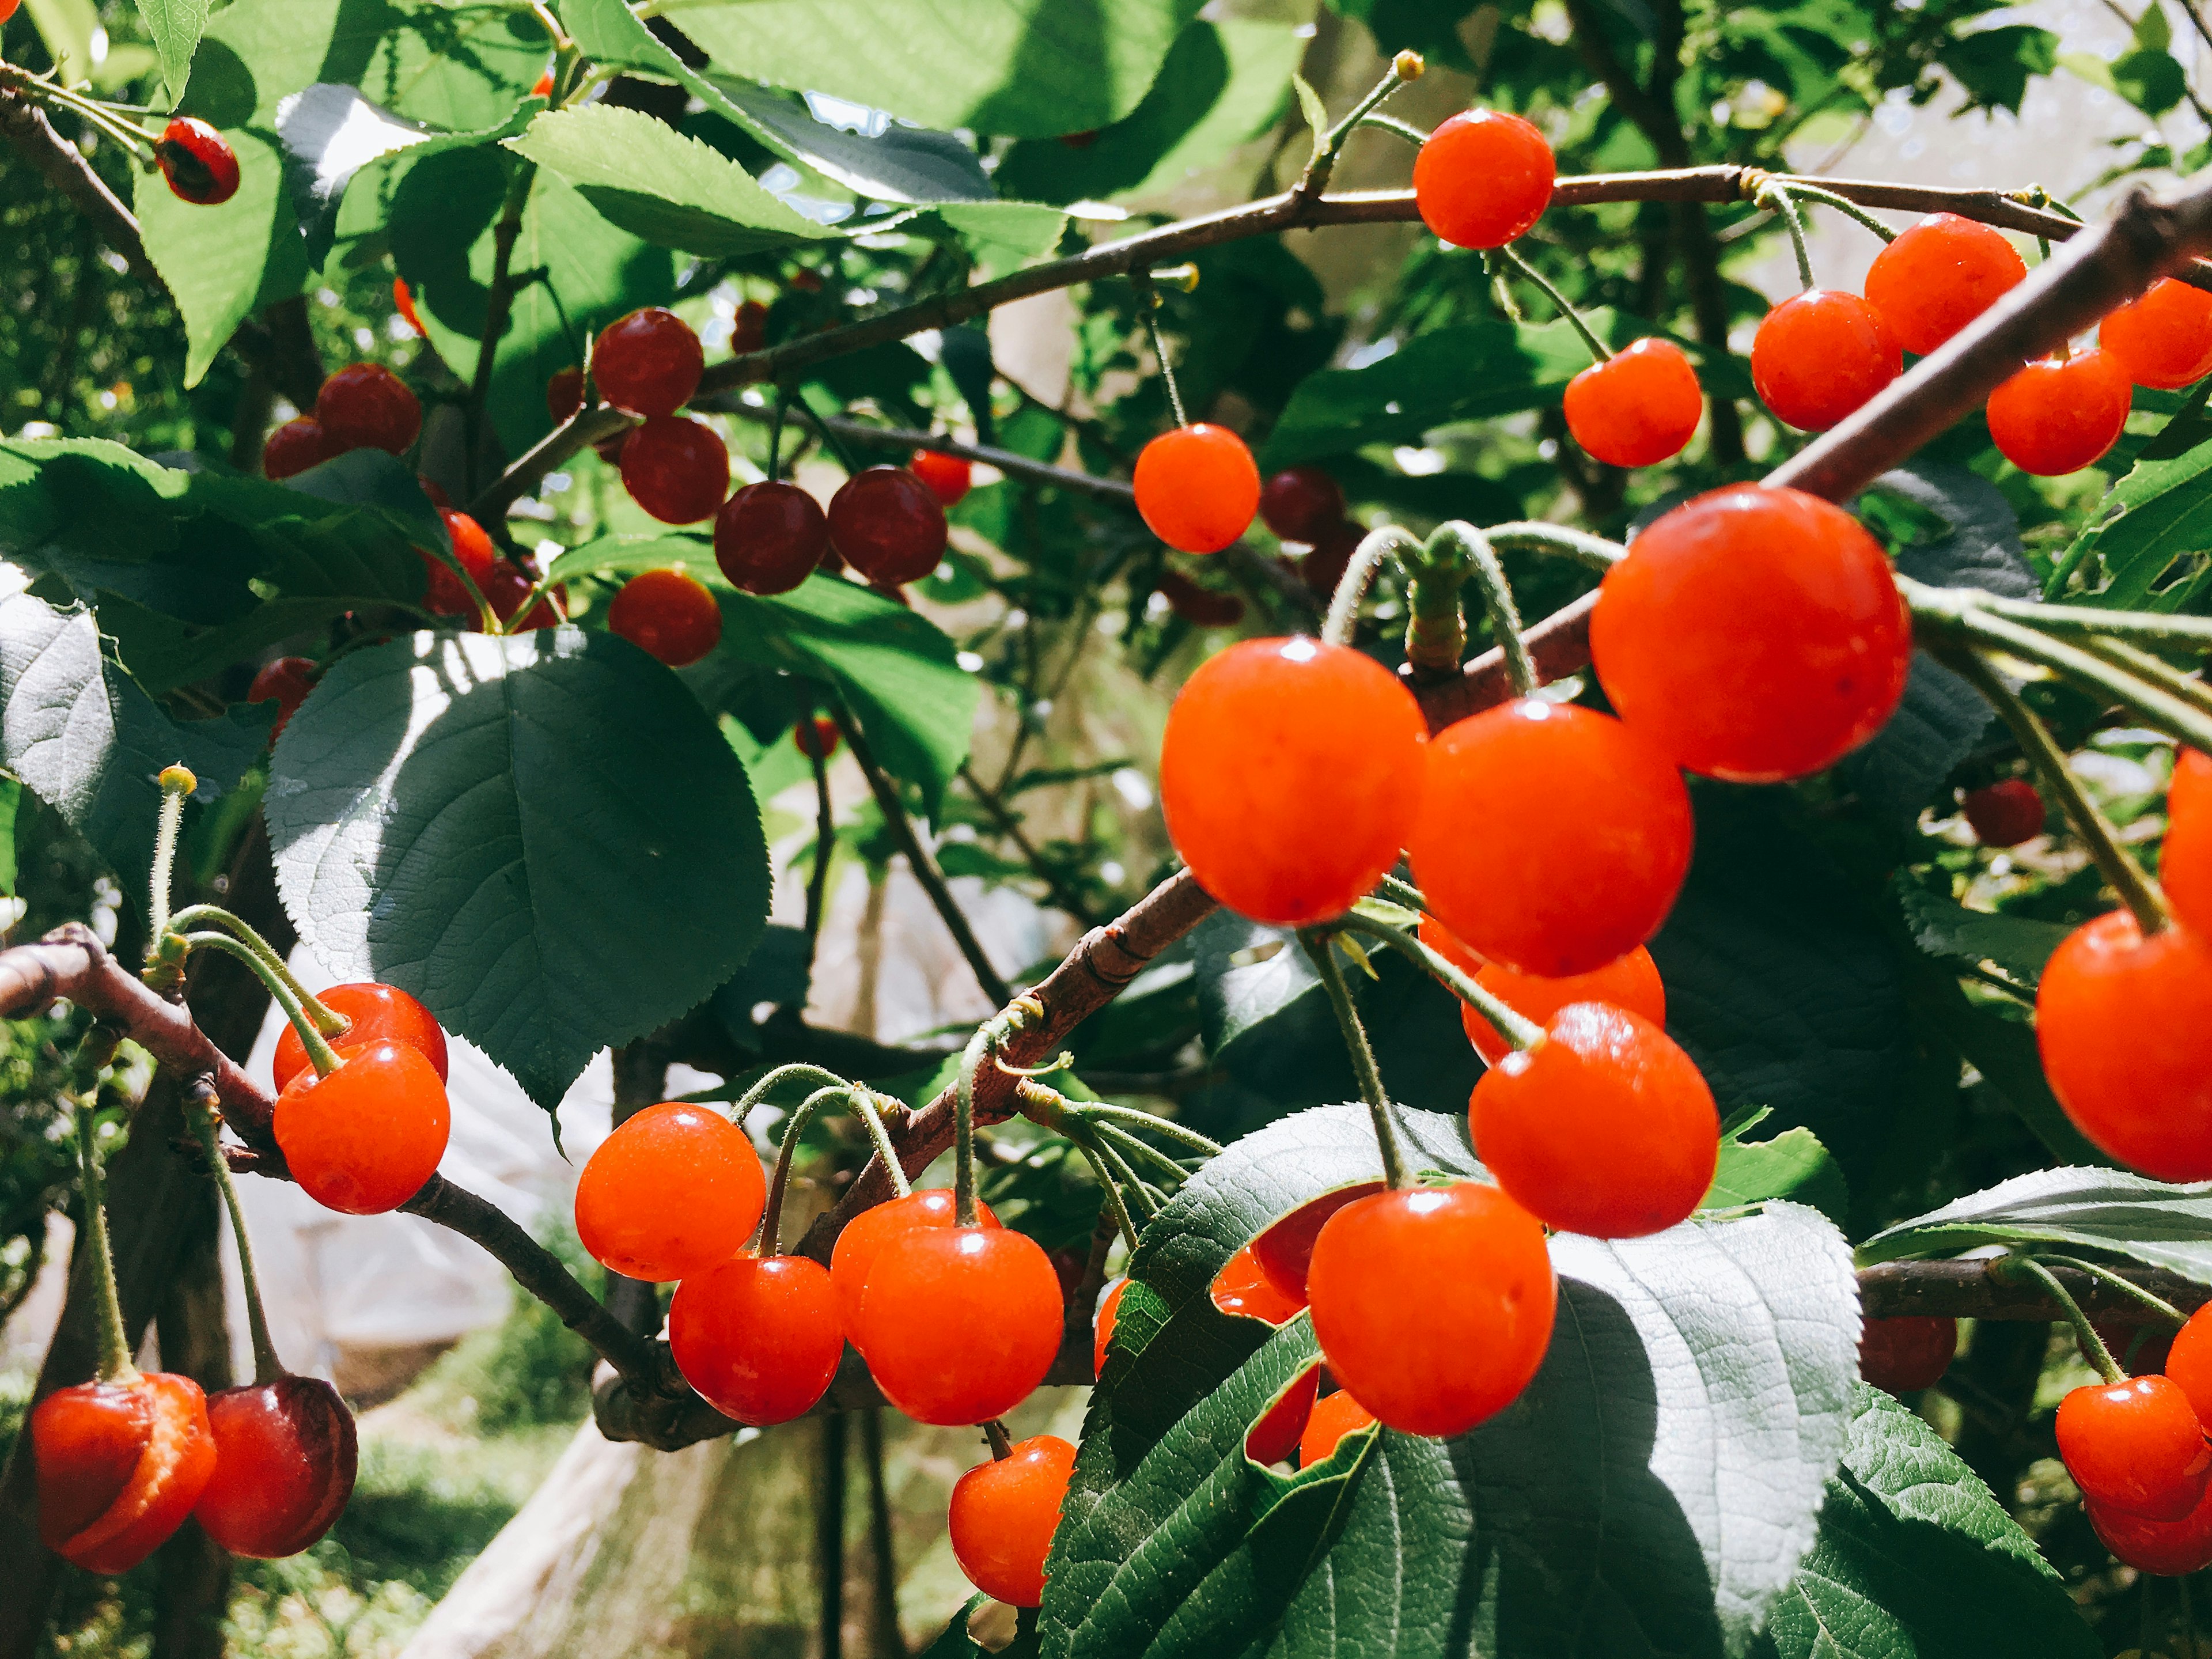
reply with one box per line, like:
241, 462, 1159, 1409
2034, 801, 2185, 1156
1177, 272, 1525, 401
826, 466, 948, 585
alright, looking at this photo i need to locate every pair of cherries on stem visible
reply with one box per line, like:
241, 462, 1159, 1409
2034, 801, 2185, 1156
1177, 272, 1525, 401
271, 981, 452, 1216
264, 363, 423, 480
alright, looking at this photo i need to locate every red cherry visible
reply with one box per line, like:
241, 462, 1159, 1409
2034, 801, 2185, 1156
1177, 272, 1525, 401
2086, 1317, 2174, 1374
1258, 466, 1347, 543
274, 1041, 450, 1214
826, 465, 948, 584
1154, 567, 1245, 628
1962, 778, 2044, 846
1251, 1184, 1383, 1306
1750, 290, 1902, 432
1421, 917, 1666, 1065
32, 1372, 218, 1573
531, 67, 555, 97
2165, 1303, 2212, 1425
273, 983, 448, 1096
1093, 1278, 1128, 1377
1306, 1181, 1555, 1437
948, 1435, 1076, 1607
609, 567, 722, 666
1563, 338, 1703, 466
2165, 749, 2212, 937
620, 415, 729, 524
1160, 637, 1425, 926
1408, 699, 1691, 978
392, 276, 423, 335
854, 1225, 1064, 1425
482, 559, 565, 631
829, 1189, 1001, 1344
1986, 349, 2132, 475
2102, 278, 2212, 389
1590, 484, 1912, 782
1865, 213, 2028, 356
1300, 519, 1362, 599
2058, 1374, 2211, 1520
1858, 1316, 1958, 1393
547, 365, 586, 423
668, 1252, 844, 1425
732, 298, 769, 355
1209, 1243, 1304, 1323
2090, 1478, 2212, 1575
2037, 909, 2212, 1179
262, 416, 334, 480
248, 656, 316, 741
316, 363, 421, 455
421, 509, 498, 618
1298, 1389, 1376, 1467
910, 448, 973, 507
794, 715, 841, 760
155, 117, 239, 206
1412, 109, 1555, 249
574, 1103, 766, 1282
1133, 425, 1260, 555
194, 1375, 357, 1558
592, 307, 703, 416
790, 267, 826, 294
715, 479, 828, 595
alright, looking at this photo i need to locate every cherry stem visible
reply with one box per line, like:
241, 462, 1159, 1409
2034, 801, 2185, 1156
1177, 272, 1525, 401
75, 1090, 138, 1385
758, 1085, 849, 1256
146, 765, 192, 955
1331, 911, 1547, 1052
1070, 1103, 1221, 1158
179, 931, 346, 1075
2082, 637, 2212, 725
1020, 1081, 1143, 1251
984, 1420, 1014, 1460
1374, 873, 1431, 914
1137, 286, 1190, 430
729, 1062, 851, 1126
1486, 521, 1627, 572
1998, 1252, 2124, 1382
1322, 525, 1420, 646
803, 728, 835, 956
495, 563, 570, 637
846, 1088, 913, 1200
1426, 522, 1534, 692
1089, 1119, 1198, 1186
0, 66, 157, 160
2038, 1251, 2190, 1328
190, 1086, 284, 1383
1756, 182, 1818, 291
1354, 112, 1429, 147
955, 1009, 1027, 1228
1491, 245, 1613, 363
767, 387, 789, 483
1300, 930, 1409, 1190
1762, 178, 1897, 245
790, 392, 864, 475
1300, 51, 1423, 192
165, 904, 348, 1037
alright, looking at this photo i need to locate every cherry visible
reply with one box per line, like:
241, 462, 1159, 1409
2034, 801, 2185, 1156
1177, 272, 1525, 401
910, 448, 973, 507
1864, 213, 2027, 356
1093, 1278, 1128, 1377
790, 267, 826, 294
1419, 916, 1666, 1065
1299, 1389, 1376, 1467
274, 1041, 450, 1214
2164, 1303, 2212, 1426
2102, 278, 2212, 389
2087, 1318, 2174, 1375
483, 558, 565, 631
273, 983, 448, 1095
316, 363, 421, 456
826, 465, 949, 584
262, 416, 334, 480
732, 298, 770, 355
1251, 1184, 1383, 1306
2089, 1478, 2212, 1576
1749, 290, 1902, 432
2036, 908, 2212, 1180
2164, 748, 2212, 937
794, 715, 841, 760
1247, 1366, 1321, 1466
1961, 777, 2044, 846
609, 567, 722, 666
830, 1190, 1002, 1343
716, 479, 829, 595
1305, 1181, 1555, 1437
856, 1225, 1064, 1425
575, 1102, 766, 1282
1155, 567, 1244, 628
1133, 425, 1260, 555
668, 1252, 844, 1425
1258, 465, 1347, 543
2056, 1374, 2211, 1520
592, 306, 703, 416
194, 1374, 357, 1558
421, 509, 498, 618
248, 656, 316, 741
1412, 108, 1554, 249
947, 1434, 1077, 1607
392, 276, 424, 336
155, 118, 239, 206
547, 365, 586, 423
1160, 637, 1426, 926
1563, 338, 1704, 467
532, 67, 555, 96
1986, 348, 2132, 475
32, 1372, 218, 1573
1858, 1316, 1958, 1393
1590, 484, 1912, 782
1300, 519, 1362, 599
1209, 1242, 1304, 1324
620, 415, 729, 524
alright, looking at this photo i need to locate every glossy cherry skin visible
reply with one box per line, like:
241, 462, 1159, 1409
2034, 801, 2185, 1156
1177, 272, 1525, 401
1858, 1316, 1958, 1393
1412, 109, 1554, 249
732, 298, 769, 355
482, 559, 565, 631
948, 1434, 1077, 1607
830, 1190, 1002, 1344
1298, 1390, 1376, 1467
1134, 425, 1262, 554
274, 982, 449, 1096
1408, 699, 1691, 978
620, 415, 729, 524
1864, 213, 2027, 355
1750, 290, 1902, 432
249, 656, 316, 741
1258, 465, 1346, 543
156, 118, 239, 206
609, 567, 722, 666
910, 448, 973, 507
2164, 748, 2212, 937
826, 465, 949, 584
2036, 908, 2212, 1180
592, 307, 703, 416
2163, 1302, 2212, 1426
2102, 278, 2212, 389
794, 715, 841, 760
316, 363, 421, 456
1306, 1181, 1555, 1437
33, 1372, 218, 1573
1093, 1278, 1128, 1377
274, 1041, 451, 1215
1564, 339, 1703, 467
263, 416, 334, 480
854, 1226, 1064, 1426
2090, 1478, 2212, 1575
392, 276, 424, 335
1300, 520, 1362, 599
1591, 484, 1912, 782
1986, 348, 2132, 476
669, 1253, 844, 1426
194, 1374, 357, 1558
2056, 1374, 2212, 1520
1961, 778, 2044, 846
1209, 1242, 1305, 1324
421, 509, 498, 618
716, 480, 829, 595
574, 1103, 766, 1282
1155, 567, 1244, 628
1421, 915, 1666, 1065
1160, 637, 1426, 927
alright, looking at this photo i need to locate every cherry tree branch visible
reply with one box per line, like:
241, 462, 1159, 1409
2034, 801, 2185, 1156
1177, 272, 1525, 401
1857, 1257, 2209, 1322
0, 85, 160, 288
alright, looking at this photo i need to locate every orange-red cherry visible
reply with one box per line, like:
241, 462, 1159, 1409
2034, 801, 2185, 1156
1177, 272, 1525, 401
1750, 290, 1901, 431
392, 276, 424, 335
194, 1375, 357, 1558
33, 1372, 218, 1573
794, 715, 840, 760
1865, 213, 2027, 355
1210, 1242, 1305, 1324
1160, 637, 1426, 927
620, 415, 729, 524
1591, 485, 1912, 782
910, 448, 973, 507
609, 567, 722, 666
316, 363, 421, 455
482, 558, 565, 631
1986, 349, 2131, 475
2056, 1374, 2212, 1520
1563, 338, 1703, 467
2090, 1479, 2212, 1575
421, 509, 498, 618
263, 416, 333, 480
1298, 1389, 1376, 1467
274, 1041, 450, 1214
1421, 917, 1667, 1065
1858, 1316, 1958, 1393
853, 1225, 1065, 1425
2164, 749, 2212, 937
574, 1102, 766, 1282
249, 656, 316, 741
1412, 108, 1554, 249
826, 465, 948, 584
2103, 278, 2212, 389
2164, 1302, 2212, 1426
1133, 425, 1260, 554
1962, 778, 2045, 846
273, 982, 449, 1096
669, 1253, 844, 1426
948, 1434, 1077, 1607
592, 307, 703, 417
155, 118, 239, 206
1093, 1278, 1128, 1377
828, 1189, 1001, 1343
1258, 465, 1346, 543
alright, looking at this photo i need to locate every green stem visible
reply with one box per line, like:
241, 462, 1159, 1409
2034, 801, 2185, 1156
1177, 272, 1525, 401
1999, 1252, 2123, 1382
1756, 182, 1817, 290
955, 1022, 1003, 1227
759, 1086, 848, 1255
1485, 521, 1627, 573
1069, 1103, 1221, 1156
730, 1063, 851, 1127
166, 904, 347, 1037
2082, 638, 2212, 725
1960, 588, 2212, 647
1768, 178, 1897, 244
1493, 245, 1612, 362
1323, 525, 1421, 647
76, 1100, 137, 1384
1087, 1132, 1161, 1221
1374, 873, 1431, 914
2036, 1252, 2190, 1328
1138, 291, 1189, 430
1332, 911, 1547, 1051
1429, 522, 1535, 693
1304, 55, 1423, 188
1088, 1118, 1198, 1184
192, 1094, 283, 1382
1300, 931, 1408, 1189
1062, 1116, 1143, 1251
179, 932, 346, 1076
1354, 112, 1429, 147
847, 1089, 913, 1200
147, 769, 190, 955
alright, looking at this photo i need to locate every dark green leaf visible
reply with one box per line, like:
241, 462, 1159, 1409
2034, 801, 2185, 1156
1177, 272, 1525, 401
1937, 25, 2058, 112
1902, 952, 2109, 1166
1893, 878, 2070, 988
2113, 46, 2187, 113
2059, 428, 2212, 608
1859, 1165, 2212, 1280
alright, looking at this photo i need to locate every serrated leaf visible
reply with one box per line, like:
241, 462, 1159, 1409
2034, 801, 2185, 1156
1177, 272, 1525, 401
264, 629, 771, 1109
1859, 1165, 2212, 1279
1893, 878, 2070, 987
1705, 1124, 1848, 1224
134, 0, 208, 99
2058, 427, 2212, 608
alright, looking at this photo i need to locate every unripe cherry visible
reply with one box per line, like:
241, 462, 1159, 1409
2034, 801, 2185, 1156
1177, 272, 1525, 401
1133, 425, 1260, 554
274, 1041, 450, 1214
948, 1434, 1077, 1607
1563, 338, 1703, 467
573, 1102, 765, 1282
273, 982, 448, 1094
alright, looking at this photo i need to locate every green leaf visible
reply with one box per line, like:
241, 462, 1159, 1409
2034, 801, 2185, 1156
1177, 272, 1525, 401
917, 1597, 993, 1657
134, 0, 209, 99
0, 774, 18, 896
2136, 2, 2173, 52
1754, 1386, 2099, 1659
1290, 71, 1329, 161
1705, 1120, 1849, 1224
1859, 1165, 2212, 1280
1937, 24, 2058, 112
22, 0, 99, 86
263, 630, 772, 1109
1893, 878, 2070, 988
2113, 46, 2187, 114
505, 105, 842, 259
1902, 951, 2110, 1167
2059, 426, 2212, 608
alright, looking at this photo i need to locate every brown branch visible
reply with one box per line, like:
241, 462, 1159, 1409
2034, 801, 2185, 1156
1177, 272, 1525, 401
0, 86, 161, 289
1857, 1258, 2209, 1322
